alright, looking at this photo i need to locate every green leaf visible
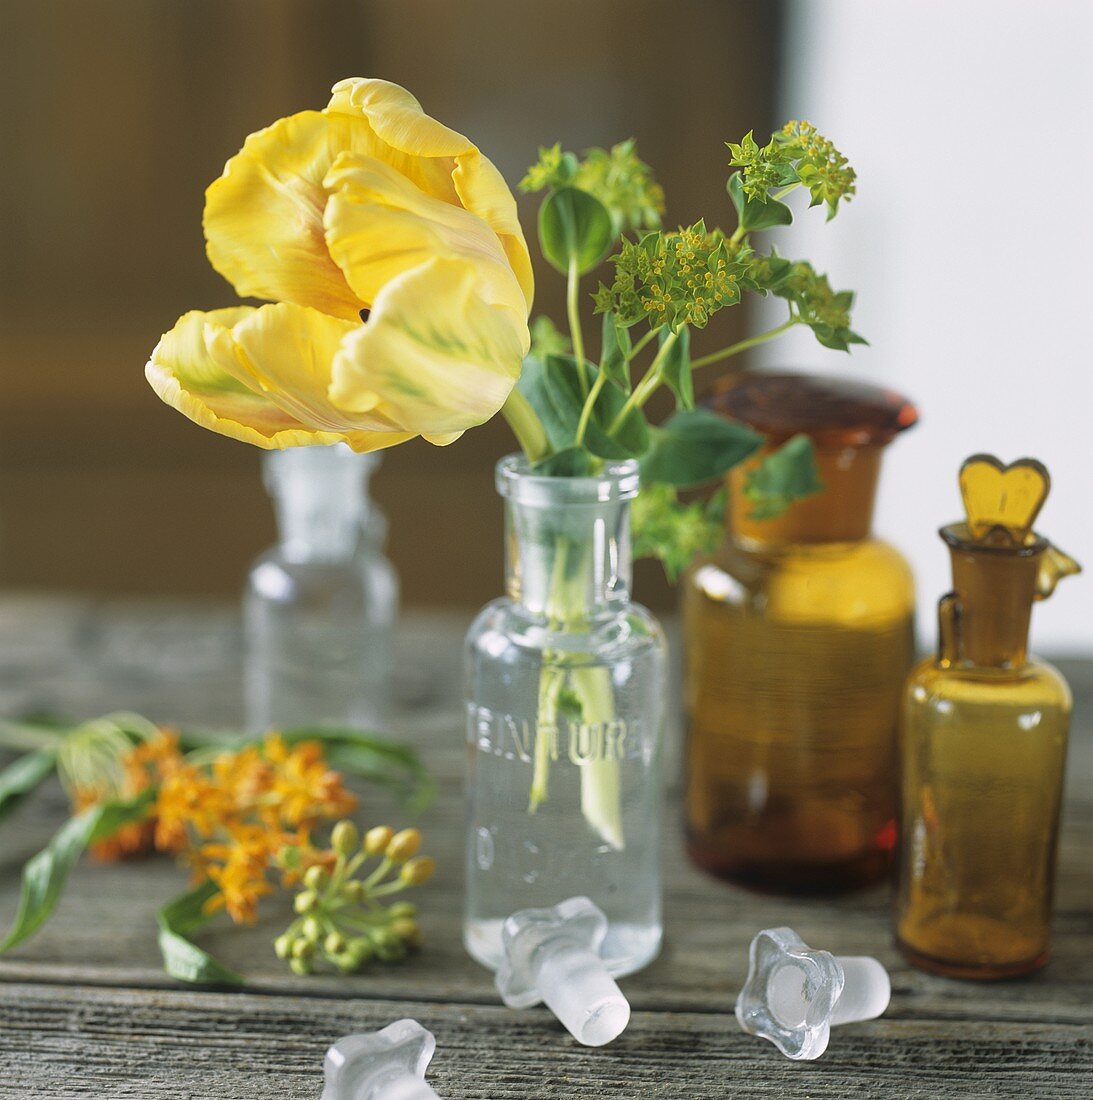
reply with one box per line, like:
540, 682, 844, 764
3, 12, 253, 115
727, 173, 793, 232
0, 790, 153, 953
599, 312, 632, 392
538, 186, 614, 275
533, 448, 595, 477
523, 354, 649, 461
0, 750, 56, 825
745, 433, 824, 518
157, 883, 244, 987
658, 328, 693, 410
641, 408, 763, 489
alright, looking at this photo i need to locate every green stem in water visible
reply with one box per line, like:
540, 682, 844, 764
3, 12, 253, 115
567, 257, 589, 398
501, 388, 549, 464
690, 316, 799, 370
607, 329, 680, 433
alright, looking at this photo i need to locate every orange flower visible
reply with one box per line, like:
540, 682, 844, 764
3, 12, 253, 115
265, 735, 358, 828
199, 825, 277, 924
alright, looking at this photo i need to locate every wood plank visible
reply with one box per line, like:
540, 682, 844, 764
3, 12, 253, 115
0, 981, 1090, 1099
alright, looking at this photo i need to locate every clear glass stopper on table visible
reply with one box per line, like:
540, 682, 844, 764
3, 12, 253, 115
464, 456, 667, 979
322, 1019, 441, 1100
244, 444, 398, 732
496, 896, 631, 1047
735, 927, 890, 1060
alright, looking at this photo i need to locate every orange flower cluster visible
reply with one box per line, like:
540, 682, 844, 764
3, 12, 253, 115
74, 732, 357, 925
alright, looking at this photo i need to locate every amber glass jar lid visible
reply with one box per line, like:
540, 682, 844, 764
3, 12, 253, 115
706, 371, 918, 447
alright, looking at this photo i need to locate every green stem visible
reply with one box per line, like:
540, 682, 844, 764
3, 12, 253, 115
607, 329, 680, 433
567, 257, 588, 398
626, 327, 657, 362
690, 316, 798, 370
772, 182, 800, 201
574, 371, 607, 447
501, 388, 549, 464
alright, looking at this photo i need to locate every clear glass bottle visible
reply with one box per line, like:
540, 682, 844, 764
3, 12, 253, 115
464, 456, 666, 977
896, 454, 1080, 979
244, 444, 397, 732
683, 373, 918, 893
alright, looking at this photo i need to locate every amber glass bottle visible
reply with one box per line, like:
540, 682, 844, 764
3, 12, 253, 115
684, 373, 918, 893
896, 455, 1080, 978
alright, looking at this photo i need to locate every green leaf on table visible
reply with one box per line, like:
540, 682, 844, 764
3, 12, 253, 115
600, 312, 632, 392
157, 882, 244, 986
0, 790, 153, 953
745, 433, 824, 518
658, 327, 693, 410
0, 750, 56, 825
538, 186, 614, 275
727, 172, 794, 232
640, 408, 763, 489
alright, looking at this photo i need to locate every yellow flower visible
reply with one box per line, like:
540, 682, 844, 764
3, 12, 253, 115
147, 78, 533, 453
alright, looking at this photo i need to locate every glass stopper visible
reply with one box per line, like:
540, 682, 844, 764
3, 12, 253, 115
958, 454, 1051, 545
322, 1019, 441, 1100
495, 896, 631, 1046
735, 927, 890, 1060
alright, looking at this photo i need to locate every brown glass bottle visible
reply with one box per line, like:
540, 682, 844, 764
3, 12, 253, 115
683, 373, 917, 893
896, 456, 1079, 978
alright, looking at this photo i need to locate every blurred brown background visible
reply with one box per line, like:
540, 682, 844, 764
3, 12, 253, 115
0, 0, 781, 610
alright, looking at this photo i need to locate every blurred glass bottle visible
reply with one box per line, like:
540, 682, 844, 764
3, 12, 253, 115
896, 455, 1080, 978
245, 444, 397, 732
684, 372, 917, 893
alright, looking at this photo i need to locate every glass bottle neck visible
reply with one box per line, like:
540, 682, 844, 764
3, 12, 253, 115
505, 497, 632, 621
939, 537, 1040, 669
264, 446, 380, 562
728, 443, 882, 548
496, 456, 638, 623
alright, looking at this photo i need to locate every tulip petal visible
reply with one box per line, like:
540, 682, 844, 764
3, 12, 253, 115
324, 153, 528, 337
204, 111, 381, 321
330, 257, 524, 436
327, 78, 534, 311
146, 307, 414, 452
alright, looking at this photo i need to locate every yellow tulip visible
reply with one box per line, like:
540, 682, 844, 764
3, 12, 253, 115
147, 78, 533, 451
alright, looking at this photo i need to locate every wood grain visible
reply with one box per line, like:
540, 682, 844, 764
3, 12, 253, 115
0, 598, 1090, 1097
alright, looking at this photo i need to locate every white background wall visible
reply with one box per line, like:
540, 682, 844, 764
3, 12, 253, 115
756, 0, 1092, 654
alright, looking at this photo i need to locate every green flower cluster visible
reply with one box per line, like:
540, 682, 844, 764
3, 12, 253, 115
631, 482, 725, 581
520, 140, 664, 234
728, 120, 856, 217
593, 223, 750, 331
274, 822, 434, 976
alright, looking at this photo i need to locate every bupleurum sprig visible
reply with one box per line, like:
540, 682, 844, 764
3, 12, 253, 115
593, 223, 751, 331
274, 823, 435, 976
728, 120, 856, 217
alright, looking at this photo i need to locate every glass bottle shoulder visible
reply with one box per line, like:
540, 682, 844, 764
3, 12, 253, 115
686, 536, 914, 627
905, 653, 1073, 712
466, 597, 666, 665
246, 546, 398, 611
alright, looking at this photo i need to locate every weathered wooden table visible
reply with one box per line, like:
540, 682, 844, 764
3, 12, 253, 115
0, 595, 1090, 1098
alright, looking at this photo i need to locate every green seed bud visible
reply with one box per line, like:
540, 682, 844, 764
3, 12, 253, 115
289, 957, 313, 976
368, 927, 398, 949
385, 828, 421, 863
331, 820, 359, 857
303, 865, 329, 891
391, 918, 422, 949
388, 901, 417, 919
375, 940, 408, 962
333, 950, 360, 973
349, 937, 374, 964
364, 825, 394, 856
341, 880, 366, 904
273, 933, 293, 959
294, 889, 319, 914
301, 916, 323, 943
400, 856, 436, 886
292, 938, 315, 960
324, 931, 347, 955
